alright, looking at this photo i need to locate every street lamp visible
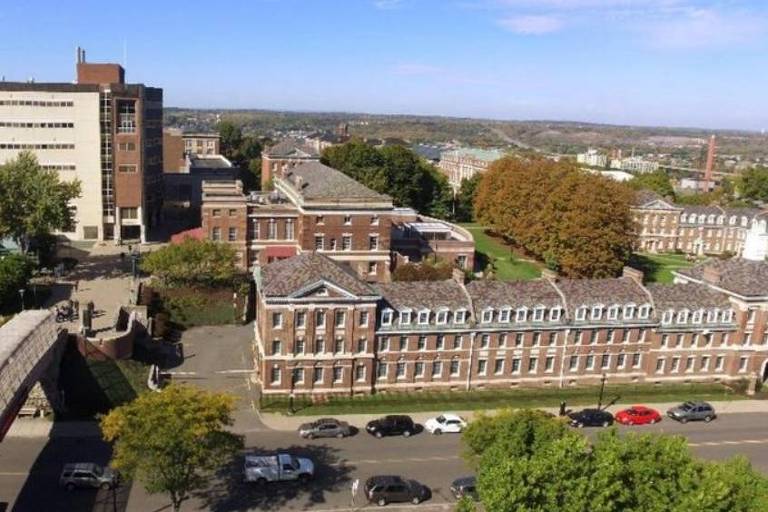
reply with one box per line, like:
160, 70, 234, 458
19, 288, 26, 311
597, 373, 607, 410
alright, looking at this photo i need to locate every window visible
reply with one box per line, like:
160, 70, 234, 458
569, 355, 579, 371
396, 362, 406, 379
550, 307, 562, 322
515, 333, 524, 346
662, 334, 669, 347
315, 337, 325, 354
715, 356, 725, 371
313, 367, 324, 384
450, 359, 460, 376
601, 354, 611, 370
368, 262, 378, 275
292, 368, 304, 384
211, 227, 221, 241
355, 365, 366, 381
623, 304, 636, 320
398, 336, 408, 351
499, 334, 508, 347
356, 338, 366, 353
228, 227, 237, 241
377, 362, 388, 379
494, 358, 504, 374
415, 362, 425, 377
286, 219, 294, 239
655, 358, 665, 373
342, 235, 352, 251
701, 355, 710, 371
377, 336, 389, 352
120, 207, 138, 220
662, 310, 674, 324
479, 334, 490, 348
315, 310, 326, 329
586, 355, 595, 370
268, 219, 276, 239
545, 356, 554, 372
251, 220, 260, 239
477, 359, 487, 375
371, 215, 379, 226
454, 336, 463, 349
271, 340, 281, 355
400, 311, 412, 325
432, 361, 443, 377
632, 353, 641, 368
591, 306, 603, 320
314, 235, 324, 251
117, 100, 136, 133
575, 307, 587, 321
436, 335, 445, 350
533, 332, 542, 346
270, 366, 281, 384
516, 307, 528, 322
330, 238, 337, 251
739, 356, 749, 373
344, 215, 352, 225
692, 310, 703, 324
381, 309, 393, 325
436, 310, 449, 324
481, 309, 493, 323
369, 236, 379, 250
294, 338, 305, 355
118, 142, 136, 151
316, 215, 324, 225
528, 357, 538, 372
499, 308, 511, 323
335, 310, 346, 328
671, 356, 681, 372
334, 337, 344, 354
272, 312, 283, 329
638, 304, 651, 319
589, 331, 598, 345
359, 311, 369, 327
418, 336, 427, 351
676, 309, 689, 324
606, 329, 615, 344
533, 307, 545, 322
296, 311, 306, 328
607, 306, 619, 320
418, 310, 429, 325
685, 356, 695, 373
333, 366, 343, 382
511, 358, 521, 373
455, 310, 467, 324
118, 164, 136, 173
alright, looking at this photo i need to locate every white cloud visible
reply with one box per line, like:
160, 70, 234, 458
640, 8, 767, 49
373, 0, 404, 9
498, 15, 563, 34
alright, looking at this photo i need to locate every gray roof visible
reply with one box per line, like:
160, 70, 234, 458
556, 277, 649, 314
466, 279, 562, 311
646, 283, 731, 310
189, 156, 232, 169
264, 138, 320, 158
261, 253, 376, 298
675, 259, 768, 298
283, 162, 392, 203
375, 280, 470, 311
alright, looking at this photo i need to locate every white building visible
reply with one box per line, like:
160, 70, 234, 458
576, 149, 607, 168
610, 156, 659, 173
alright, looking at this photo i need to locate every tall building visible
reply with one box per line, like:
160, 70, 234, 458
0, 48, 163, 242
438, 148, 505, 191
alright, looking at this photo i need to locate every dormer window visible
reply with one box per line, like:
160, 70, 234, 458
400, 310, 412, 325
455, 309, 467, 324
499, 308, 511, 323
723, 309, 735, 322
662, 309, 674, 324
533, 306, 545, 322
436, 309, 449, 324
692, 309, 703, 324
516, 307, 528, 322
575, 307, 587, 321
717, 215, 724, 225
381, 309, 393, 326
729, 216, 736, 225
481, 309, 494, 323
590, 305, 603, 320
417, 309, 430, 325
742, 216, 748, 227
707, 309, 718, 323
607, 305, 620, 320
680, 213, 687, 223
676, 309, 689, 324
707, 214, 715, 224
550, 307, 562, 322
638, 304, 651, 319
623, 304, 636, 320
698, 214, 705, 223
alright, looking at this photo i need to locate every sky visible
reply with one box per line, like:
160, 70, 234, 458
1, 0, 767, 130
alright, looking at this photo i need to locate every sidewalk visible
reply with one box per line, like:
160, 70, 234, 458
5, 418, 102, 438
256, 399, 768, 431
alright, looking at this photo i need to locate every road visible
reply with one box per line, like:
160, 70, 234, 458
3, 412, 768, 512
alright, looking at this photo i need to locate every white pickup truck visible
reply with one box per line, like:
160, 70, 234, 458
243, 453, 315, 485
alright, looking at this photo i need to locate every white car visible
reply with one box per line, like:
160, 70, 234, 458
424, 413, 467, 435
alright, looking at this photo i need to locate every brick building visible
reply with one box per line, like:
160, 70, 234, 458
201, 160, 475, 281
633, 190, 765, 256
438, 147, 505, 192
254, 253, 768, 396
260, 138, 321, 189
0, 49, 162, 242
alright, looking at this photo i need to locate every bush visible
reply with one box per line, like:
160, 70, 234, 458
154, 312, 171, 339
0, 254, 34, 314
140, 239, 239, 287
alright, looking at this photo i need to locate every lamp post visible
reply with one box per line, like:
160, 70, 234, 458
597, 373, 607, 410
19, 288, 26, 311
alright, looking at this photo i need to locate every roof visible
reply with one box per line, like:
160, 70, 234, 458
442, 147, 506, 162
375, 280, 470, 311
264, 138, 320, 158
675, 259, 768, 298
466, 280, 563, 311
556, 277, 649, 314
282, 162, 392, 203
646, 282, 731, 310
189, 155, 232, 170
261, 253, 376, 298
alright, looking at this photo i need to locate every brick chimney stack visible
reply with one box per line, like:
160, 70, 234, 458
703, 135, 716, 191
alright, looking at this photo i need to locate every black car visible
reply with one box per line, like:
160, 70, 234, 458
365, 475, 431, 506
366, 415, 416, 438
568, 408, 614, 428
450, 476, 478, 501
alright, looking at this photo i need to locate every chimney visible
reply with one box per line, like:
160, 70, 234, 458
540, 268, 558, 281
622, 266, 644, 284
702, 265, 722, 285
452, 267, 467, 285
76, 46, 82, 64
703, 135, 716, 192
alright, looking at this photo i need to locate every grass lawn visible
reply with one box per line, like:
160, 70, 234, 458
260, 382, 744, 416
460, 223, 541, 280
629, 252, 699, 284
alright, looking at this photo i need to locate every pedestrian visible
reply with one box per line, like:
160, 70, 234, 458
351, 478, 360, 506
559, 400, 567, 417
74, 280, 79, 292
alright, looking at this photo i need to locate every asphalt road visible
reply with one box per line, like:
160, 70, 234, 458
3, 412, 768, 512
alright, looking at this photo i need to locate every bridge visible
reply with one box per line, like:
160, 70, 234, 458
0, 310, 68, 441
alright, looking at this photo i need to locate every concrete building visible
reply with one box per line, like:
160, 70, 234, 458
438, 148, 505, 191
0, 49, 163, 242
576, 149, 607, 168
610, 156, 659, 173
253, 254, 768, 396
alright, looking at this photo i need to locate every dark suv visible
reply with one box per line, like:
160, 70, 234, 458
366, 415, 416, 438
365, 475, 430, 506
568, 408, 614, 428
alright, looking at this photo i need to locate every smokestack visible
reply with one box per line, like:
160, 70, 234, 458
82, 49, 86, 63
76, 46, 81, 64
703, 135, 716, 192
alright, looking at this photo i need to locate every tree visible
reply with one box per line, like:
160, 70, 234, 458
217, 120, 243, 161
0, 152, 81, 254
0, 254, 34, 313
140, 238, 238, 287
101, 385, 243, 512
474, 157, 636, 278
392, 257, 455, 282
736, 166, 768, 203
629, 169, 676, 199
455, 174, 482, 222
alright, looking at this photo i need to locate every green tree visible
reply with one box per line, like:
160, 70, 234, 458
392, 257, 455, 282
736, 166, 768, 203
0, 254, 34, 313
101, 385, 243, 512
629, 169, 676, 199
217, 120, 243, 161
0, 152, 81, 254
140, 238, 238, 287
455, 174, 482, 222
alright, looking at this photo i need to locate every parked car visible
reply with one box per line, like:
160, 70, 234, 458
450, 476, 478, 501
243, 453, 314, 485
568, 408, 614, 428
298, 417, 352, 439
366, 415, 416, 438
425, 413, 467, 435
615, 405, 662, 426
365, 475, 431, 506
59, 463, 118, 491
667, 401, 717, 423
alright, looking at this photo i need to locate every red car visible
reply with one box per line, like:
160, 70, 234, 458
615, 406, 662, 426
